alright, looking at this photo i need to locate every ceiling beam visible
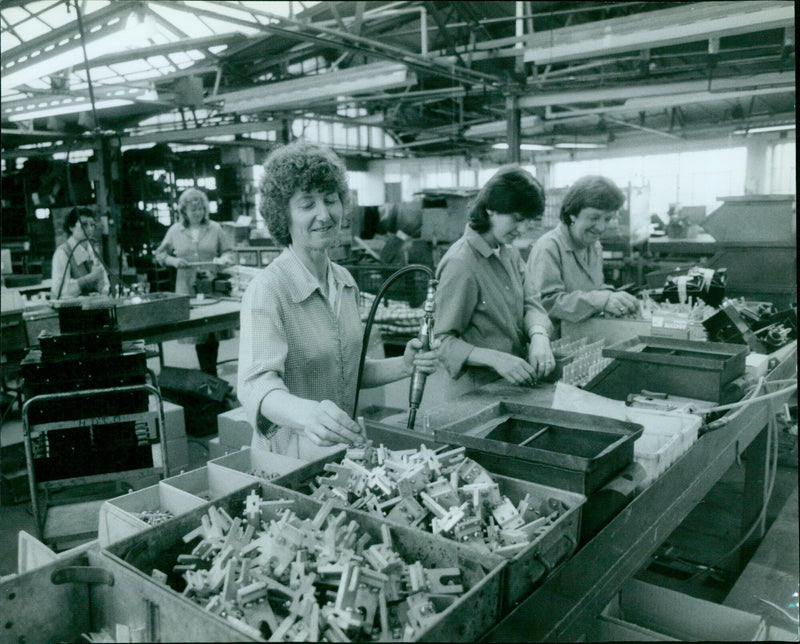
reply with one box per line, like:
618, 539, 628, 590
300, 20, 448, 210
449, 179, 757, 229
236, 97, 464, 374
518, 72, 794, 109
152, 0, 507, 90
438, 1, 794, 66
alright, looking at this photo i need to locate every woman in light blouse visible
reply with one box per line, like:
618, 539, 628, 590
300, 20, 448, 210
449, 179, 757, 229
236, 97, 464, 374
238, 140, 438, 461
435, 165, 555, 399
525, 175, 638, 334
154, 187, 234, 375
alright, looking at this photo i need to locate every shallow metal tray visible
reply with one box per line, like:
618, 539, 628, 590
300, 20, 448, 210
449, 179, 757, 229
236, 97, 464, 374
434, 401, 643, 495
101, 482, 506, 642
273, 443, 586, 614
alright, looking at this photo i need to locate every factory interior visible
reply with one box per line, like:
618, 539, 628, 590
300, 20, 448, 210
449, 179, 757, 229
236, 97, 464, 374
0, 1, 797, 641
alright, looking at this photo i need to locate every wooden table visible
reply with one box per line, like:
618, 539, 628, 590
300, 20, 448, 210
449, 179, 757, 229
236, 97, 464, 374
480, 343, 797, 641
118, 298, 241, 367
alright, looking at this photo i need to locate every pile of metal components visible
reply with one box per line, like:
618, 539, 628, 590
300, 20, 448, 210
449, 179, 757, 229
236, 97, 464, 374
164, 492, 466, 641
308, 443, 569, 557
134, 509, 175, 526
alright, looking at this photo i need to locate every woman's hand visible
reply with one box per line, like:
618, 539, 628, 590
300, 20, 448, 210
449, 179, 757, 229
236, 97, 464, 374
213, 256, 234, 267
170, 256, 190, 268
491, 352, 538, 386
402, 337, 441, 376
604, 291, 639, 317
303, 400, 365, 446
527, 334, 555, 379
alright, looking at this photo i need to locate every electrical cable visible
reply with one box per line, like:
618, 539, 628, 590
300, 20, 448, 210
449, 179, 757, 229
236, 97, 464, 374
352, 264, 434, 418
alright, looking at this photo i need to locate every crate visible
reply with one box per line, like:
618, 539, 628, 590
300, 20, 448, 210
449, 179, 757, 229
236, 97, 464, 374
97, 481, 206, 547
435, 401, 643, 495
161, 463, 260, 502
596, 578, 767, 641
209, 445, 307, 484
272, 443, 585, 612
342, 263, 429, 308
101, 482, 507, 642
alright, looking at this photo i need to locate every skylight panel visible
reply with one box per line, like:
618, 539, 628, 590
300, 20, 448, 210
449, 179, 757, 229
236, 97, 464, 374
149, 5, 216, 38
110, 58, 156, 76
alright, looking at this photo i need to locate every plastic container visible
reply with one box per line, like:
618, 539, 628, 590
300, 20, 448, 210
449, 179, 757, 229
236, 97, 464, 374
632, 430, 682, 490
624, 407, 701, 454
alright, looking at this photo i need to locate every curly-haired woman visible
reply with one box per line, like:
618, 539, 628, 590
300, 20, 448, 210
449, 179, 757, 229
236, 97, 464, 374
237, 140, 439, 460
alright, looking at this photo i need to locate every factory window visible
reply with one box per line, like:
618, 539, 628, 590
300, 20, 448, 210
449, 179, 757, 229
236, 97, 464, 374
766, 141, 796, 194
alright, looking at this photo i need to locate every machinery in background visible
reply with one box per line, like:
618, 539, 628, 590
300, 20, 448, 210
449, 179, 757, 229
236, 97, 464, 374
704, 300, 797, 354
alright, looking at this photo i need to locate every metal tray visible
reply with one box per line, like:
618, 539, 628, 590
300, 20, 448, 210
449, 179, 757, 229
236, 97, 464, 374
101, 482, 506, 642
602, 335, 748, 381
434, 401, 643, 495
272, 437, 586, 613
595, 335, 749, 403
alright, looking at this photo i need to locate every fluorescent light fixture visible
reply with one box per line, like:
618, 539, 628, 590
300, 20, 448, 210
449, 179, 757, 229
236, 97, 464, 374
733, 123, 795, 135
492, 142, 554, 151
214, 62, 416, 113
554, 142, 606, 149
7, 99, 133, 122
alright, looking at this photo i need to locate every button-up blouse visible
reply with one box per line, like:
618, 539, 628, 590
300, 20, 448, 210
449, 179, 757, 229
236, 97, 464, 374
50, 238, 109, 299
237, 248, 362, 455
154, 220, 234, 295
434, 225, 552, 384
525, 222, 613, 325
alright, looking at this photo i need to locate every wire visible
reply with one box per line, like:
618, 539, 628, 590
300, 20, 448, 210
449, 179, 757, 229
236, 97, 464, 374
688, 392, 781, 582
352, 264, 434, 418
755, 597, 800, 625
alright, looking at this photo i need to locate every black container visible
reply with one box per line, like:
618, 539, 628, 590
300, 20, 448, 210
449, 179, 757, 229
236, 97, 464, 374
434, 402, 643, 495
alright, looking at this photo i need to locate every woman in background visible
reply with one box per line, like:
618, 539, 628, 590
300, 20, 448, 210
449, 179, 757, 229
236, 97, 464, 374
238, 140, 438, 461
51, 206, 109, 299
155, 187, 234, 375
525, 175, 638, 334
434, 165, 555, 399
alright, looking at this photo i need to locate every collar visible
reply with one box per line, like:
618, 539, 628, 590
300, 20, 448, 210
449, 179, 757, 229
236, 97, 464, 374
278, 247, 356, 303
464, 224, 501, 259
555, 221, 589, 254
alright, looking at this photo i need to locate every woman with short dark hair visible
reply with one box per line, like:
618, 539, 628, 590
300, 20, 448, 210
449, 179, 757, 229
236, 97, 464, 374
154, 187, 235, 375
434, 165, 555, 399
238, 140, 439, 460
50, 207, 109, 299
525, 175, 638, 332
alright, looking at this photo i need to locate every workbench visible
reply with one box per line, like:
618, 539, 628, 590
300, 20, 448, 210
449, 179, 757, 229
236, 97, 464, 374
477, 342, 797, 642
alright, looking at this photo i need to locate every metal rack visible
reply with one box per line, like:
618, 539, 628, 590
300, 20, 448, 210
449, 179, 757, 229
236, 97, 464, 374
22, 382, 166, 549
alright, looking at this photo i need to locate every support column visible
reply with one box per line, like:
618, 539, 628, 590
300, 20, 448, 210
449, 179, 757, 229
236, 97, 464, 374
507, 94, 521, 164
744, 138, 769, 194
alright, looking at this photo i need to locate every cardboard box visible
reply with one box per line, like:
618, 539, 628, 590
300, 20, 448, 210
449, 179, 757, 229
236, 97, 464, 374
216, 406, 253, 449
98, 482, 205, 547
210, 446, 306, 483
160, 400, 186, 440
598, 579, 767, 641
208, 436, 229, 460
162, 463, 259, 502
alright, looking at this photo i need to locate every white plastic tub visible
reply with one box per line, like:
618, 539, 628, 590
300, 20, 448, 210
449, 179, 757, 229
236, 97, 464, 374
633, 430, 682, 490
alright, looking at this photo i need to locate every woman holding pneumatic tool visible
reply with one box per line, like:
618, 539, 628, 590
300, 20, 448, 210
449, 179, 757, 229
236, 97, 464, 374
237, 140, 439, 461
434, 165, 556, 399
525, 175, 638, 335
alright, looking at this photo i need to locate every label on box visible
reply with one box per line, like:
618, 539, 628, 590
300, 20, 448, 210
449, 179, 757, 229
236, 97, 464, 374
651, 316, 687, 331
